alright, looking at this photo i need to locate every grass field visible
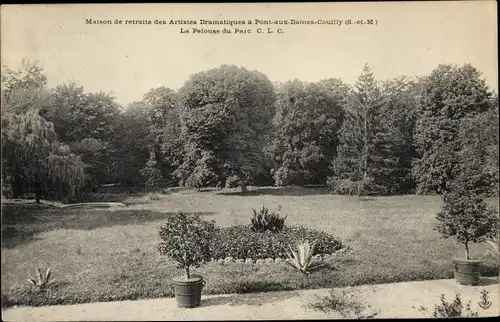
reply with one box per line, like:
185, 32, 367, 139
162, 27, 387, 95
1, 187, 498, 307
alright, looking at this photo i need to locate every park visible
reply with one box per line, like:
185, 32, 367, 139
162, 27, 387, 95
1, 1, 499, 315
1, 57, 499, 319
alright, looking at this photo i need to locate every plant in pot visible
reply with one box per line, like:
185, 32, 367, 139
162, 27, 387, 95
435, 184, 498, 286
158, 212, 216, 308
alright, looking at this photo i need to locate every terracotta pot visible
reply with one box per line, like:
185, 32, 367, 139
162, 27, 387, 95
453, 258, 482, 286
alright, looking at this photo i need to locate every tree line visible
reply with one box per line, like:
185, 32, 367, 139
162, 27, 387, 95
1, 60, 498, 201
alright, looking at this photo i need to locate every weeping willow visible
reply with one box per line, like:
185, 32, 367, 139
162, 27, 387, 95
46, 144, 86, 200
2, 110, 86, 201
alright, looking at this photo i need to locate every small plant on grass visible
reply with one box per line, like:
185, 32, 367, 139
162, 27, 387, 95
419, 290, 492, 318
308, 288, 377, 319
435, 184, 498, 260
147, 192, 161, 201
158, 212, 216, 280
26, 267, 57, 291
250, 205, 287, 233
285, 240, 324, 275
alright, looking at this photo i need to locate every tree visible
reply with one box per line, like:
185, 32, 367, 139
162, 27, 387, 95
43, 83, 121, 143
1, 59, 47, 100
1, 110, 85, 202
1, 60, 85, 202
329, 64, 398, 196
142, 87, 183, 185
42, 82, 122, 187
109, 101, 152, 185
436, 179, 498, 260
380, 76, 421, 193
1, 59, 52, 116
413, 64, 492, 194
456, 97, 499, 195
178, 65, 276, 192
271, 79, 347, 186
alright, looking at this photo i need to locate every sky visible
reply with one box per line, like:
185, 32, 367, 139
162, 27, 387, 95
1, 2, 498, 106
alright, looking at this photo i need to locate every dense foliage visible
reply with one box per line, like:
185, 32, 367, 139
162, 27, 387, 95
209, 225, 343, 260
176, 65, 276, 192
329, 65, 401, 196
158, 212, 216, 279
271, 79, 347, 186
435, 180, 498, 259
1, 59, 498, 200
1, 62, 86, 202
413, 64, 496, 195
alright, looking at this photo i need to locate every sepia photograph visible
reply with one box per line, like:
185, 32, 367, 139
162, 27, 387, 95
1, 1, 499, 320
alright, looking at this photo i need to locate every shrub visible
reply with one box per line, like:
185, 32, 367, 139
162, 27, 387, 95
147, 192, 161, 201
140, 158, 162, 192
158, 212, 216, 279
328, 178, 358, 196
209, 225, 343, 260
308, 288, 377, 319
435, 183, 498, 259
250, 205, 287, 233
419, 290, 492, 318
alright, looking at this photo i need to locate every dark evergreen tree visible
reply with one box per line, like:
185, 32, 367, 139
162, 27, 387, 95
329, 64, 398, 196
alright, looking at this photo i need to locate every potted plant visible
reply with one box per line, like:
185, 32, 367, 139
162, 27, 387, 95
436, 185, 498, 286
158, 212, 216, 308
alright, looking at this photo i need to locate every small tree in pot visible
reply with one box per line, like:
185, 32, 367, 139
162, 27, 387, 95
158, 212, 216, 308
436, 182, 498, 286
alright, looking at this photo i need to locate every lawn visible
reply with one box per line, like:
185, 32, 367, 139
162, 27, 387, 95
1, 187, 498, 307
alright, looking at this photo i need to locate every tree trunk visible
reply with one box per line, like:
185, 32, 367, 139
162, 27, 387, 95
185, 266, 190, 279
239, 182, 248, 194
360, 106, 368, 198
11, 176, 23, 198
34, 182, 42, 204
465, 242, 470, 260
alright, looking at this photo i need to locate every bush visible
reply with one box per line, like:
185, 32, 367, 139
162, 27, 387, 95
308, 288, 377, 319
140, 158, 162, 192
328, 178, 358, 196
250, 205, 287, 233
419, 290, 492, 318
209, 225, 343, 260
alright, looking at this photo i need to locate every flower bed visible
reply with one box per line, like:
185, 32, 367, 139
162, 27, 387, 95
209, 225, 344, 260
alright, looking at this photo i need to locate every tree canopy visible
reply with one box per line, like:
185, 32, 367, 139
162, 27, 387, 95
271, 78, 347, 186
177, 65, 276, 191
413, 64, 493, 194
1, 59, 497, 200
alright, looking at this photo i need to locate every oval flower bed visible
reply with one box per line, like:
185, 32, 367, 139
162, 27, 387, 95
208, 225, 344, 261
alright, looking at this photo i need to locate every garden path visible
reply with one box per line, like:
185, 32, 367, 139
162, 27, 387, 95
2, 278, 499, 320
